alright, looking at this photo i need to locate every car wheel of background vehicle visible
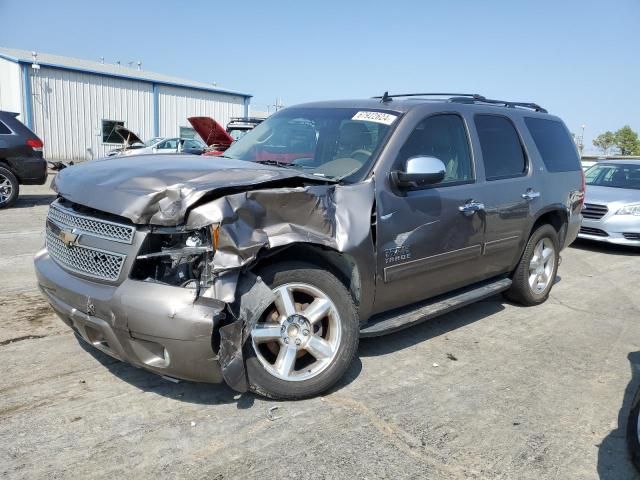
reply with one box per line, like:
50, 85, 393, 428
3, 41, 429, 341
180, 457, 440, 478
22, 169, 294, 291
504, 224, 559, 306
245, 261, 359, 400
627, 387, 640, 472
0, 166, 19, 209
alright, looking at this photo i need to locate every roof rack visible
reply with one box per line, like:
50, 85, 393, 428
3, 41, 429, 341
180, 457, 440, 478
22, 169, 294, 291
372, 92, 547, 113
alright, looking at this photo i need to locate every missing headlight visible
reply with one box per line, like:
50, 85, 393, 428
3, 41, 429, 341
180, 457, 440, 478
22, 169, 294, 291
131, 227, 215, 290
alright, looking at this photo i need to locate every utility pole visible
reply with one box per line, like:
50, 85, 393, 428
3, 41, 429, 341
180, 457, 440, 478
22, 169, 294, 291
577, 124, 586, 155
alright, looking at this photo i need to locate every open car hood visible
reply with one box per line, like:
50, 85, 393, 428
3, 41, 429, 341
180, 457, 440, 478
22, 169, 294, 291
52, 154, 332, 225
114, 125, 145, 146
188, 116, 234, 148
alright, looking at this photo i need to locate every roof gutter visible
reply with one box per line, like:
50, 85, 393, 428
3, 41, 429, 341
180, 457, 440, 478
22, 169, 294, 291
0, 53, 252, 98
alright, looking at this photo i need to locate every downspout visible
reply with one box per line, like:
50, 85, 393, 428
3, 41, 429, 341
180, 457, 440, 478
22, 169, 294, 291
21, 63, 34, 129
153, 83, 159, 137
243, 97, 250, 118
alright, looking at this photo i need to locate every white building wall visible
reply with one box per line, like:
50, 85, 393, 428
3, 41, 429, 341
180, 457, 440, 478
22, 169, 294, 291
0, 58, 22, 117
157, 85, 245, 138
29, 67, 154, 161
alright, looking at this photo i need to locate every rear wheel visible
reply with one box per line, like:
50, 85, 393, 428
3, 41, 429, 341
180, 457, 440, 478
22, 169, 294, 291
505, 224, 559, 306
245, 262, 359, 400
0, 166, 19, 209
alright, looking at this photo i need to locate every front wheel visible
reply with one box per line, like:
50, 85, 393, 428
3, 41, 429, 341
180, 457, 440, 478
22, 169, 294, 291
245, 262, 359, 400
627, 386, 640, 472
505, 224, 560, 306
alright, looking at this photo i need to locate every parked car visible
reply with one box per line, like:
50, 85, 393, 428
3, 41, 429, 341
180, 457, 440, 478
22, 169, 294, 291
627, 385, 640, 471
106, 126, 206, 157
578, 160, 640, 246
0, 110, 47, 208
35, 93, 584, 399
226, 117, 264, 141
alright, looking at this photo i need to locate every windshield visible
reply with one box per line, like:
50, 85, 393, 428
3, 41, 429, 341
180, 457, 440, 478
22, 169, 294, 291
144, 137, 163, 146
222, 107, 398, 180
585, 163, 640, 190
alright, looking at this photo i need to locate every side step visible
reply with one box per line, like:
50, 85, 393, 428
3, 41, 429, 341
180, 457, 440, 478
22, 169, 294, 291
360, 277, 512, 337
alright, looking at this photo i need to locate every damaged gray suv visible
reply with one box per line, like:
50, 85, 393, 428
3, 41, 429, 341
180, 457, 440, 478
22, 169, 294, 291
35, 93, 584, 399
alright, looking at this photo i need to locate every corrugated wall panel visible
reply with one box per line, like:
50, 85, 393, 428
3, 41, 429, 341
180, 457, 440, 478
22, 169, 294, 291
157, 85, 245, 138
29, 67, 154, 161
0, 58, 22, 116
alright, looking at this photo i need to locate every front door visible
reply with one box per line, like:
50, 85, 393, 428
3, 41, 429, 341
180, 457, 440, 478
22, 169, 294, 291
373, 113, 487, 313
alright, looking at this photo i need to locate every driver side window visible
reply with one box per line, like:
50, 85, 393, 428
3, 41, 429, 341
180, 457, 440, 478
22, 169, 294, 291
399, 114, 473, 184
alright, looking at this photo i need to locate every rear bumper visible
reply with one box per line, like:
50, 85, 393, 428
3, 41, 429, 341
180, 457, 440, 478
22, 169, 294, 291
35, 248, 226, 383
10, 157, 47, 185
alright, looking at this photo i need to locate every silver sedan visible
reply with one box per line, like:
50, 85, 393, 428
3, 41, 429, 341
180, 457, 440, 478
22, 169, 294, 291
579, 160, 640, 246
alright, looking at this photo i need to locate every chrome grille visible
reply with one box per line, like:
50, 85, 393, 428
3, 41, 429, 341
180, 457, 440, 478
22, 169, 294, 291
582, 203, 608, 220
49, 202, 134, 244
46, 229, 125, 281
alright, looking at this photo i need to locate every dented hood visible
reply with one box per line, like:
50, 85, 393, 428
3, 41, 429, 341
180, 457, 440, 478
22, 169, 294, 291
52, 154, 330, 225
188, 116, 234, 147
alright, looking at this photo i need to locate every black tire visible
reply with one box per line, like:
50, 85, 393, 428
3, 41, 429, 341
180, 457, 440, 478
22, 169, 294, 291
0, 166, 19, 209
504, 224, 560, 306
245, 261, 359, 400
627, 386, 640, 472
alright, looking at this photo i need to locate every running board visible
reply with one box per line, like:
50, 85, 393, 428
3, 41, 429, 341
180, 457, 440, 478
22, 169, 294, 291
360, 277, 512, 337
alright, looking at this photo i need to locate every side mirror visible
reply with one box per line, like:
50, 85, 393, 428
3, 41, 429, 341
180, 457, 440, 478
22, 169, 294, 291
391, 156, 446, 188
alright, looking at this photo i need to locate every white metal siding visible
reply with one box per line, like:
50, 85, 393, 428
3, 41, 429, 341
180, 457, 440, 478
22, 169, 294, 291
157, 85, 245, 138
29, 67, 154, 161
0, 58, 22, 117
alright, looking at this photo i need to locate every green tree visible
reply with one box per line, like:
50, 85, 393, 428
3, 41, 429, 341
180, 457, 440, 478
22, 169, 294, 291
593, 131, 616, 154
614, 125, 640, 155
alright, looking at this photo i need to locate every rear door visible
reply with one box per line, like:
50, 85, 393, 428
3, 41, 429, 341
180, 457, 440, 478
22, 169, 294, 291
471, 114, 534, 277
373, 113, 488, 312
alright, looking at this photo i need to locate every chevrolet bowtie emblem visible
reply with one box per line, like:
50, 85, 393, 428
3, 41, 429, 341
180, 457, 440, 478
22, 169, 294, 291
59, 228, 81, 247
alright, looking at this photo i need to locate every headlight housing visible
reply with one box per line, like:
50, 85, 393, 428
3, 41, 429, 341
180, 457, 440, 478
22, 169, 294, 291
131, 226, 216, 288
616, 203, 640, 216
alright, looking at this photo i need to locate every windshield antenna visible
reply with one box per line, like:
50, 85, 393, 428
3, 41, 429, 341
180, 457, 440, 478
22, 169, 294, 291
380, 91, 392, 103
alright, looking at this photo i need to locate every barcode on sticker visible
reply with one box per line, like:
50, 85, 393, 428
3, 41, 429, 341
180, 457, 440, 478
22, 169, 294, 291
352, 111, 397, 125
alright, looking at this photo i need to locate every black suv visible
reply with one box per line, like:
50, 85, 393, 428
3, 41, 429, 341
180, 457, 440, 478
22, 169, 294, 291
35, 93, 584, 399
0, 111, 47, 208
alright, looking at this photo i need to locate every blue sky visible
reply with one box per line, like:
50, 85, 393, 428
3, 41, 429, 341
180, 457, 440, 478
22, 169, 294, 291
1, 0, 638, 153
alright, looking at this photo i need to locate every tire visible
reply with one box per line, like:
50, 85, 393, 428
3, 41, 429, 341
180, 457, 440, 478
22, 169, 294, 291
0, 166, 19, 209
504, 224, 560, 306
627, 386, 640, 472
245, 261, 359, 400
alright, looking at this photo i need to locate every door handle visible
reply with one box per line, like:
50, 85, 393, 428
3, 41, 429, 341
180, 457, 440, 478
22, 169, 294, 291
522, 189, 540, 201
459, 200, 485, 216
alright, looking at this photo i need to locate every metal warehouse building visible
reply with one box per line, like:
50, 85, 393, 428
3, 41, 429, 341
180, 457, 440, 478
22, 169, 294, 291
0, 47, 252, 161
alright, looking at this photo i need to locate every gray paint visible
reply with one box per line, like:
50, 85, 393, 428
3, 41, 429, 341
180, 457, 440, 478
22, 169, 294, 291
36, 97, 584, 391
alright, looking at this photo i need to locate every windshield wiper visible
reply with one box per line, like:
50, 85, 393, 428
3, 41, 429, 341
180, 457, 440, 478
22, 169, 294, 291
253, 160, 296, 168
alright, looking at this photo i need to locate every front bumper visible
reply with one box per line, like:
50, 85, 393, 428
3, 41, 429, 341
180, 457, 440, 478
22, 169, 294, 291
35, 248, 226, 383
578, 215, 640, 247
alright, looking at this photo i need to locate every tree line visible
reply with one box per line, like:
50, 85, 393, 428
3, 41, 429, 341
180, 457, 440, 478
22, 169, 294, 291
592, 126, 640, 156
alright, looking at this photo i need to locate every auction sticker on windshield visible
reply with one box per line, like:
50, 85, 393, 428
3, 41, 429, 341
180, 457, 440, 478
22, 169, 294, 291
352, 111, 398, 125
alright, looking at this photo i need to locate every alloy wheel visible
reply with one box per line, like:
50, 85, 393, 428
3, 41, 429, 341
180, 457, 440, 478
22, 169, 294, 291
528, 237, 555, 293
251, 282, 342, 382
0, 174, 13, 204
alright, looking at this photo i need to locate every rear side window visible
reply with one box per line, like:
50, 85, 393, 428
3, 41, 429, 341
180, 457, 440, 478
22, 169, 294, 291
524, 117, 580, 172
475, 115, 527, 180
0, 121, 11, 134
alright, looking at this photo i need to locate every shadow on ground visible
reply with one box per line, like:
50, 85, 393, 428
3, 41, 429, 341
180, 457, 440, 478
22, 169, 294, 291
597, 352, 640, 479
571, 238, 640, 256
359, 295, 505, 357
76, 333, 363, 407
13, 193, 56, 208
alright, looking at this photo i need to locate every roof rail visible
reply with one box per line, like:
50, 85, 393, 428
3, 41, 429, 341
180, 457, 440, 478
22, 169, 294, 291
373, 92, 547, 113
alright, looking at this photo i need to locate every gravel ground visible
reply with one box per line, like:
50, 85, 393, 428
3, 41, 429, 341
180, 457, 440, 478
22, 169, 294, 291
1, 178, 639, 479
